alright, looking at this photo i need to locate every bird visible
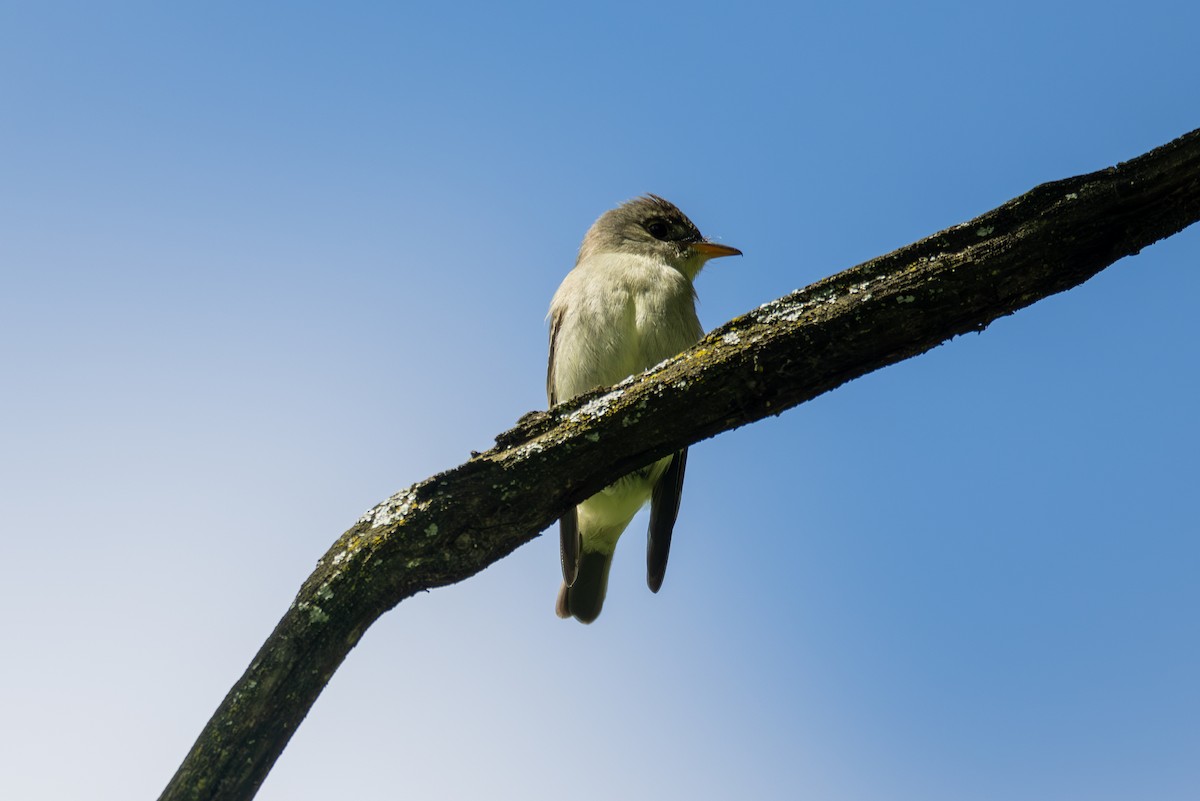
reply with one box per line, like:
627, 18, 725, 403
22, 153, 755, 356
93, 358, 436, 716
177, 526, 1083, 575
547, 194, 741, 623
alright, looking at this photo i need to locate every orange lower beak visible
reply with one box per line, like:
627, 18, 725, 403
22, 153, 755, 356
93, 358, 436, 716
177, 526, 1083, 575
693, 241, 742, 259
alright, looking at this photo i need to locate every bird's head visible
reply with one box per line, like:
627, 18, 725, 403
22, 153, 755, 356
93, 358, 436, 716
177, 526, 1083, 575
578, 194, 741, 279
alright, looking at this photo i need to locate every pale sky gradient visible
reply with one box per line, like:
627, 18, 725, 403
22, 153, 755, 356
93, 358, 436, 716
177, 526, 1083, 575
2, 3, 1197, 800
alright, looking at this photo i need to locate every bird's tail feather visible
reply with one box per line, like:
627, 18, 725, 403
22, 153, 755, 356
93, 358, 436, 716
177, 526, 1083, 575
555, 550, 613, 624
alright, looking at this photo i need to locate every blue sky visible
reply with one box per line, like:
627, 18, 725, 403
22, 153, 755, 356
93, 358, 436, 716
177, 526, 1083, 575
2, 3, 1197, 800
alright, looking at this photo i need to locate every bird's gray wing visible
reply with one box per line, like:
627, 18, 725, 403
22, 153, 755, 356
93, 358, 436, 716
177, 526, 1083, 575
647, 448, 687, 593
547, 306, 583, 585
547, 306, 564, 407
559, 507, 582, 586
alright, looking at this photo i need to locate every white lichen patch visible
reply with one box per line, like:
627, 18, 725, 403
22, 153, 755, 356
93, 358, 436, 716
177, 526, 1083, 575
360, 487, 421, 530
755, 276, 885, 324
508, 440, 546, 463
1065, 192, 1078, 200
298, 601, 330, 625
568, 387, 626, 423
761, 284, 875, 322
897, 295, 916, 304
758, 302, 805, 325
847, 276, 881, 297
722, 331, 741, 346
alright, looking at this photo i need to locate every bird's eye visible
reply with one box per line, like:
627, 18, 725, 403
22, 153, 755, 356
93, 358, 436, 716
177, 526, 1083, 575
645, 220, 670, 240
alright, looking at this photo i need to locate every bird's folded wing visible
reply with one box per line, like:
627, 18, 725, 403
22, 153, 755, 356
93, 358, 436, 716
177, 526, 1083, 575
647, 449, 687, 593
559, 507, 581, 586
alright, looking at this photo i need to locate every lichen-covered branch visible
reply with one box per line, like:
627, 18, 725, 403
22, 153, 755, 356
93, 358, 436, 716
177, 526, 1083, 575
159, 128, 1200, 801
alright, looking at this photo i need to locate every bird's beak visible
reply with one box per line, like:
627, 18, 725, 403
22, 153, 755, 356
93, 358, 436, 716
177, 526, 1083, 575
692, 241, 742, 259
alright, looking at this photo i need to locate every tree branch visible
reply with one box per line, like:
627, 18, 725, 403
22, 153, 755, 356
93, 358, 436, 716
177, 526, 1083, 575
159, 128, 1200, 801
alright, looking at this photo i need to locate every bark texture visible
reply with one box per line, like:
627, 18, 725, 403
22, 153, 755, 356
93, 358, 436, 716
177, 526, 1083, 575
160, 128, 1200, 801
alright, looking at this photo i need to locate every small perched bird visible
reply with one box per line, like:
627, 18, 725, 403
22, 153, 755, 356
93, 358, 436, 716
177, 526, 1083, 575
547, 195, 741, 623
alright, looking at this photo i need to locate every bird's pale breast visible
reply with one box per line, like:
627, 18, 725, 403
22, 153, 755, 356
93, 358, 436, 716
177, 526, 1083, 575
549, 252, 702, 403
